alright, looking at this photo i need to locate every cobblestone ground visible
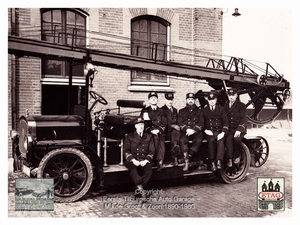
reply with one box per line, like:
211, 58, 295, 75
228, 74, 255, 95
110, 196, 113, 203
7, 128, 293, 218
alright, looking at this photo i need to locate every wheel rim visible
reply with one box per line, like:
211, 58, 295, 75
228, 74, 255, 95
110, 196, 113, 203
221, 144, 249, 182
253, 137, 269, 167
41, 153, 89, 198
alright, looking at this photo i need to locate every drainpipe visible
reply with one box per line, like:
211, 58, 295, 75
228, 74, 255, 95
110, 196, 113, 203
10, 8, 20, 171
11, 8, 19, 131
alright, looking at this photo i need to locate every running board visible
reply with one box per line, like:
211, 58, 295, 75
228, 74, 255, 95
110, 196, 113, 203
103, 163, 213, 175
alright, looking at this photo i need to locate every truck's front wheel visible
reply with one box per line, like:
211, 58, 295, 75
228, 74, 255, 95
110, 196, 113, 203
37, 148, 93, 203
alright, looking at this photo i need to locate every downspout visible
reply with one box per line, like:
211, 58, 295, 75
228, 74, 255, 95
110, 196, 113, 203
10, 8, 19, 171
11, 8, 19, 131
192, 8, 194, 65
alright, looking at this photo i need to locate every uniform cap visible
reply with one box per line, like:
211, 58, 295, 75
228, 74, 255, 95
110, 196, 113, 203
148, 91, 158, 99
227, 88, 237, 95
135, 117, 145, 124
165, 93, 174, 100
207, 92, 217, 100
186, 93, 195, 99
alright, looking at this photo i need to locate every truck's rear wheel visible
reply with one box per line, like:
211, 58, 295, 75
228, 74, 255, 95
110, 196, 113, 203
37, 148, 93, 203
218, 143, 251, 183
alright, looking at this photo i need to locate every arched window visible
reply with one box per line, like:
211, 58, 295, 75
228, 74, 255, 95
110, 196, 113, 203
40, 9, 87, 115
131, 15, 170, 84
41, 9, 86, 77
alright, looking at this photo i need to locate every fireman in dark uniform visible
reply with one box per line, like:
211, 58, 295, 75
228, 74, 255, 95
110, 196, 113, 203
224, 88, 247, 167
141, 92, 167, 171
178, 93, 204, 172
124, 117, 155, 198
161, 93, 181, 166
202, 91, 229, 171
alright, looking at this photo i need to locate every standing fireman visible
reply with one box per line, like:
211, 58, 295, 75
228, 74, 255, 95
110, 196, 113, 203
202, 91, 229, 171
178, 93, 204, 172
124, 117, 155, 198
161, 93, 181, 166
224, 88, 247, 167
141, 92, 167, 171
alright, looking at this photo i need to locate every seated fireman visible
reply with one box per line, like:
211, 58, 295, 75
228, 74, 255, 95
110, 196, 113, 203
202, 91, 229, 171
141, 92, 167, 171
223, 88, 247, 167
161, 93, 181, 166
178, 93, 204, 172
124, 117, 155, 198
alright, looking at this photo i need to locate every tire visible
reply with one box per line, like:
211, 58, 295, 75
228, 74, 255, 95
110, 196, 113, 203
218, 143, 251, 184
37, 148, 93, 203
251, 136, 269, 167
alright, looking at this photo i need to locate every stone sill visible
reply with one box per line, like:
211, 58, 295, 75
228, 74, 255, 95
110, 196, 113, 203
128, 85, 174, 93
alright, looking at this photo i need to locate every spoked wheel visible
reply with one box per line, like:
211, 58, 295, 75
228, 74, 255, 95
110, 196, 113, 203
37, 148, 93, 203
218, 143, 251, 184
250, 136, 269, 167
241, 88, 285, 125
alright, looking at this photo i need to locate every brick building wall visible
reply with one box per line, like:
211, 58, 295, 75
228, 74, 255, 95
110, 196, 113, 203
7, 8, 223, 163
88, 8, 222, 113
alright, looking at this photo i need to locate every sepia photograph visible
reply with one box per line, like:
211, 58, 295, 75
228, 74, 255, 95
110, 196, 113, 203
4, 0, 298, 223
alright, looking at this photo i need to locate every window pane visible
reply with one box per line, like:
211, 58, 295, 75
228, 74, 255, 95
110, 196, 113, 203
67, 11, 75, 25
43, 59, 62, 76
158, 23, 167, 34
52, 10, 61, 23
76, 29, 86, 46
76, 14, 85, 26
42, 11, 51, 22
72, 64, 84, 77
151, 21, 158, 34
140, 20, 147, 32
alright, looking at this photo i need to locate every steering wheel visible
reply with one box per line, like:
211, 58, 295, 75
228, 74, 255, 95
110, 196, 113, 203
89, 91, 108, 105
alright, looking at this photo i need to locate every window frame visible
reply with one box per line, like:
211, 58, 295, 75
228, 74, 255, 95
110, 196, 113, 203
40, 8, 87, 79
130, 15, 170, 86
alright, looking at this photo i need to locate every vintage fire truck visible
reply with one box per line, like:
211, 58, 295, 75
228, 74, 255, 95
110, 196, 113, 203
9, 35, 290, 203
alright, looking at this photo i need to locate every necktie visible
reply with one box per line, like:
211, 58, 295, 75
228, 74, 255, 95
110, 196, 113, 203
211, 106, 214, 111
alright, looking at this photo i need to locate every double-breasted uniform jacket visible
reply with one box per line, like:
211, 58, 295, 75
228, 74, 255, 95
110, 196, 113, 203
124, 131, 155, 163
223, 100, 247, 133
161, 105, 178, 133
202, 104, 229, 134
142, 106, 167, 134
178, 104, 203, 133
